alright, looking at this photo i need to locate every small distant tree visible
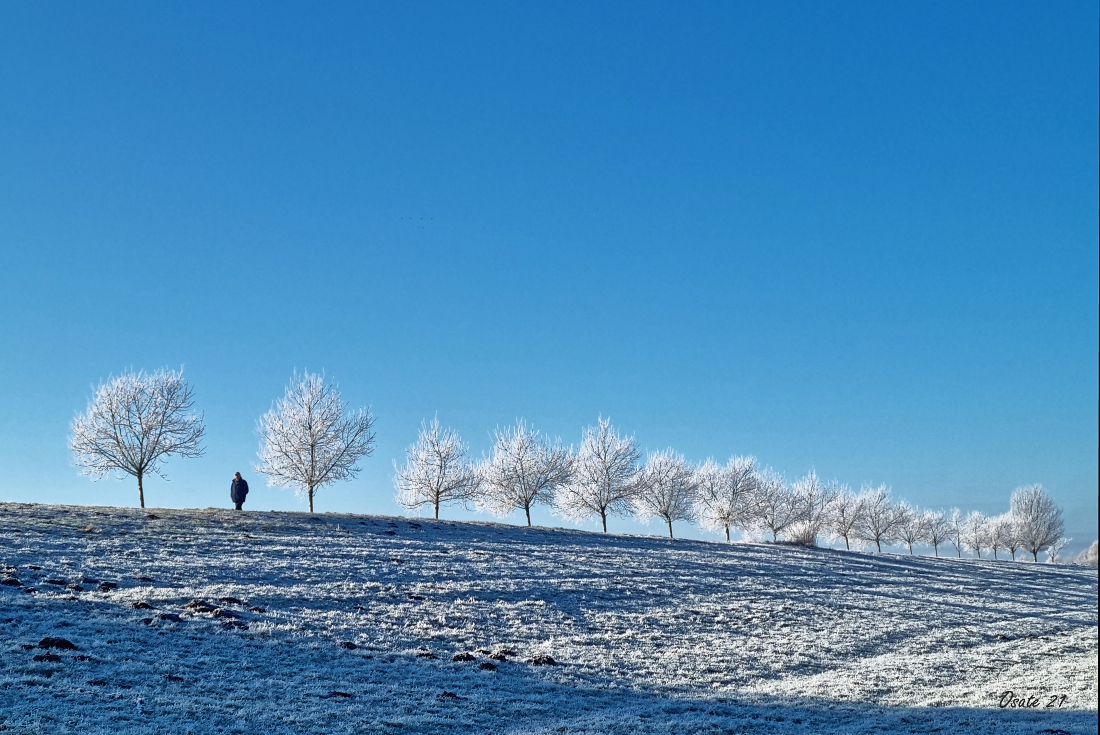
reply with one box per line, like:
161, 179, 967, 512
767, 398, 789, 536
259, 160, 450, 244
827, 488, 863, 550
69, 368, 206, 509
987, 513, 1014, 560
555, 418, 640, 533
394, 417, 480, 519
695, 459, 729, 540
633, 449, 698, 539
946, 508, 966, 558
785, 471, 839, 547
1005, 515, 1021, 560
1010, 485, 1065, 562
894, 502, 929, 555
854, 485, 903, 553
1075, 540, 1099, 567
477, 420, 572, 526
924, 510, 949, 557
961, 511, 988, 558
695, 456, 757, 542
1046, 537, 1070, 564
257, 371, 376, 513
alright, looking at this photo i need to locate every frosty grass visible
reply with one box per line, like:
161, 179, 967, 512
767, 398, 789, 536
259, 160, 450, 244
0, 503, 1095, 734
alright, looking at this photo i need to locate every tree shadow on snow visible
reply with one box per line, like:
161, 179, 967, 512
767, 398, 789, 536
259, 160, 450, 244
0, 584, 1094, 735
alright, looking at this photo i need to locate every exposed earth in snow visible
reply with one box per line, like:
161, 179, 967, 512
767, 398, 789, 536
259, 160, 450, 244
0, 502, 1095, 734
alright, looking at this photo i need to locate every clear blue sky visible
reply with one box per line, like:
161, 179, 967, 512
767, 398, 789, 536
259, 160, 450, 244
1, 2, 1096, 551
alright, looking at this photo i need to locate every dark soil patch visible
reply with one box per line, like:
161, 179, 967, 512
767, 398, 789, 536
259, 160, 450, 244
526, 655, 556, 666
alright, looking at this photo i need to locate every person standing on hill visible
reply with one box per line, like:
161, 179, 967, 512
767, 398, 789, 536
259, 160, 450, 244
230, 472, 249, 511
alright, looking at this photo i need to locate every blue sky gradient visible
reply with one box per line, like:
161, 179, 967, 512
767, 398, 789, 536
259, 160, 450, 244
1, 2, 1096, 550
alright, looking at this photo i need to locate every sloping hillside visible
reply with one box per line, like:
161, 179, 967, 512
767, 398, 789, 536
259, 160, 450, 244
0, 503, 1095, 734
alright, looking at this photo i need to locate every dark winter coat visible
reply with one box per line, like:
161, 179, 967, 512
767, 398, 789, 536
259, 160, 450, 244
230, 478, 249, 504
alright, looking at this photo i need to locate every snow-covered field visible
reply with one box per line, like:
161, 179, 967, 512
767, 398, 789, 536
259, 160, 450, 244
0, 503, 1095, 734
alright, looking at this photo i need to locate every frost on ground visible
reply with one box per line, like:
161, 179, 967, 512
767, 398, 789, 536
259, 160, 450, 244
0, 503, 1095, 734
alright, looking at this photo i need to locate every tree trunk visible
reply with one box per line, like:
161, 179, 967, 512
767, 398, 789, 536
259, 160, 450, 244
434, 500, 439, 520
525, 505, 532, 527
875, 538, 882, 553
772, 529, 777, 541
933, 542, 939, 557
844, 535, 850, 550
137, 472, 145, 509
908, 543, 913, 555
600, 510, 607, 533
724, 525, 730, 542
992, 549, 998, 560
1032, 549, 1038, 562
308, 487, 314, 513
667, 519, 674, 539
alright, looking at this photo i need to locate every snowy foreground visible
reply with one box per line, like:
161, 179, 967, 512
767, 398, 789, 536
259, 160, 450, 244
0, 503, 1095, 734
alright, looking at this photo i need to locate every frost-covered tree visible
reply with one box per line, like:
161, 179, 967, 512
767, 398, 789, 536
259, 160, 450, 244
695, 456, 758, 542
894, 502, 928, 555
987, 513, 1015, 560
554, 418, 640, 533
924, 510, 950, 557
257, 371, 376, 513
827, 488, 863, 550
1005, 515, 1021, 560
1075, 540, 1099, 567
633, 449, 698, 539
1046, 537, 1070, 564
1010, 485, 1064, 562
854, 485, 903, 553
695, 459, 730, 540
946, 508, 966, 558
394, 417, 480, 520
749, 469, 800, 542
477, 420, 572, 526
961, 511, 988, 559
69, 368, 205, 509
785, 471, 839, 547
